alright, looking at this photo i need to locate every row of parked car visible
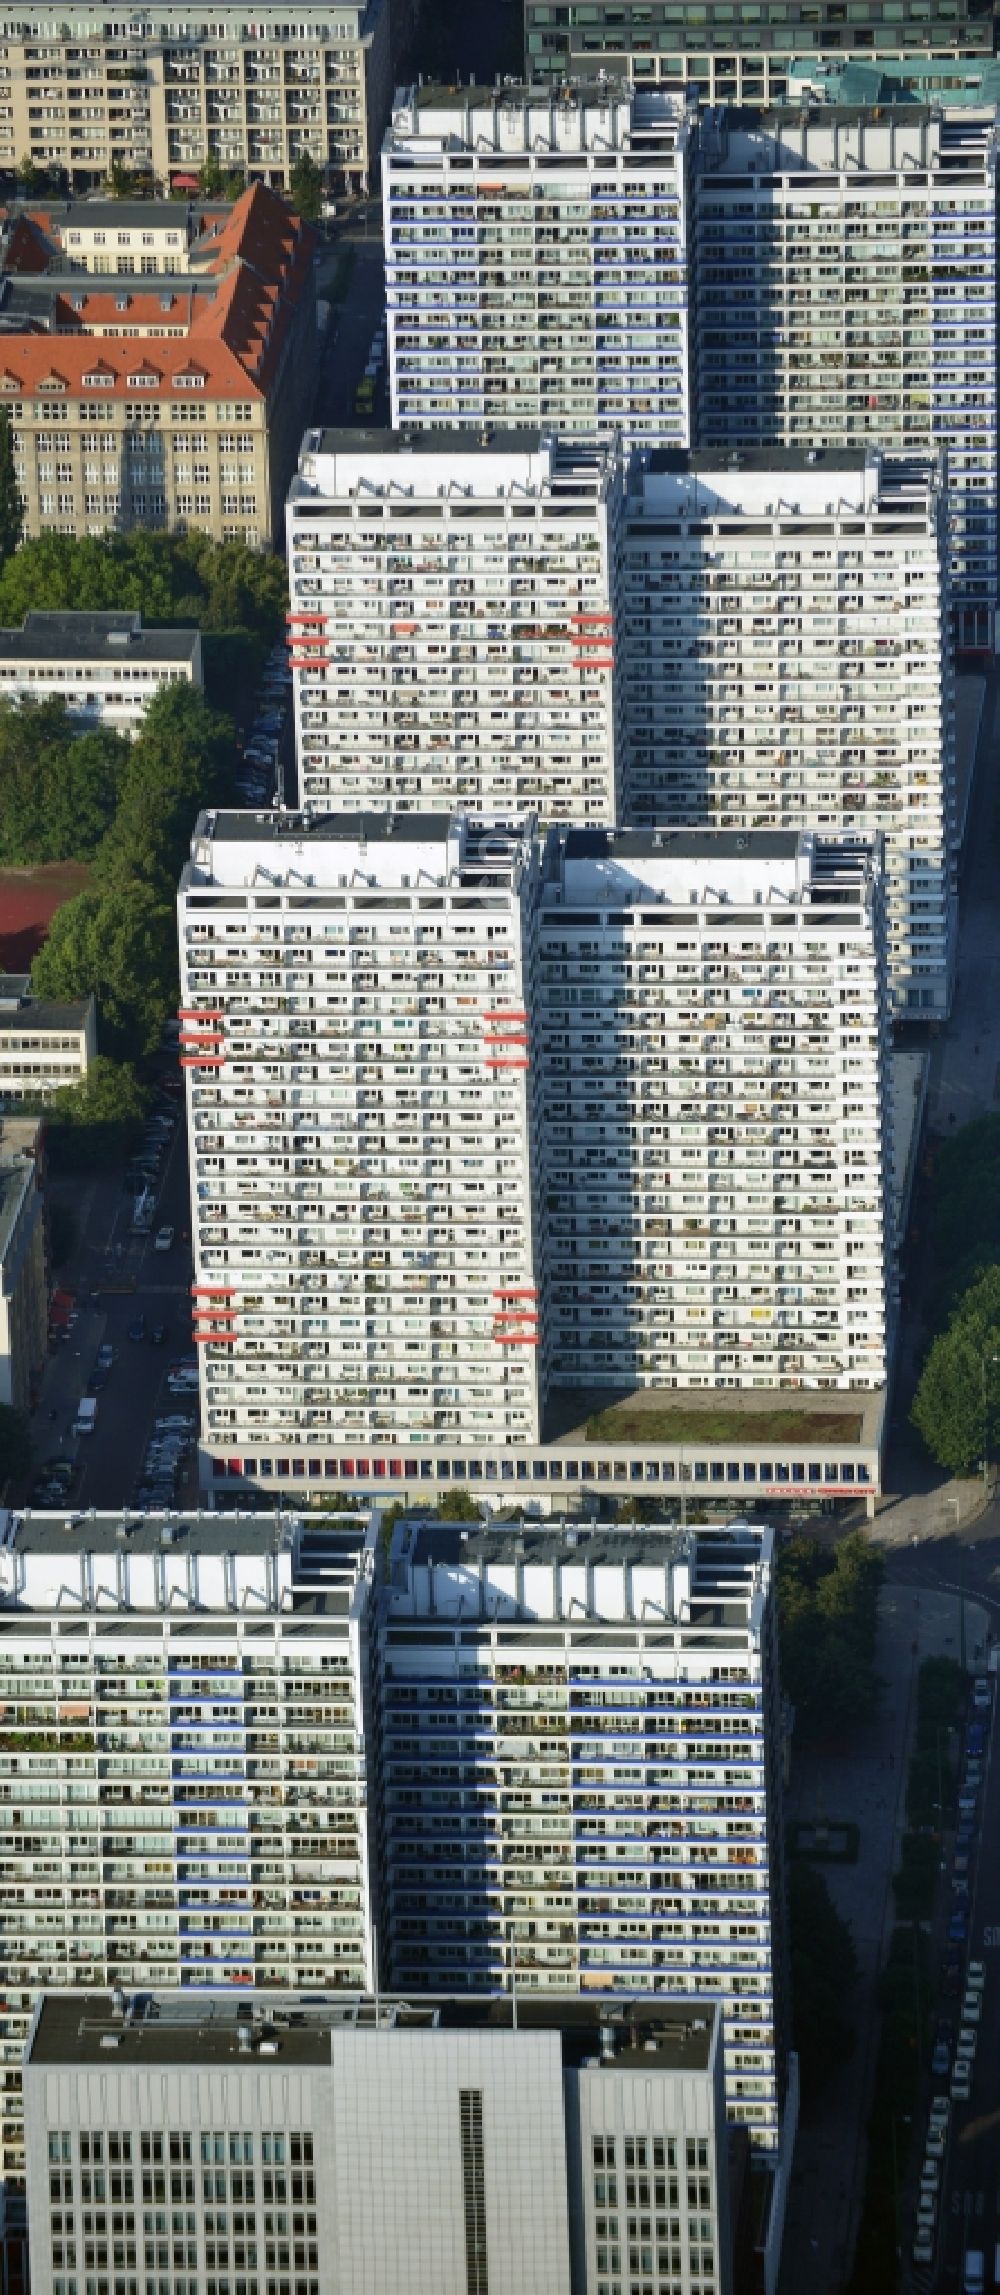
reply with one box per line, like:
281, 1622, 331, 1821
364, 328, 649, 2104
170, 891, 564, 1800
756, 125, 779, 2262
125, 1077, 183, 1207
236, 640, 291, 804
914, 1672, 993, 2274
134, 1405, 197, 1510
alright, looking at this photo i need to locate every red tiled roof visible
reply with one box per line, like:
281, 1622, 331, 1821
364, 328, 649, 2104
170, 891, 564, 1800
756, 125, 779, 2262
0, 181, 316, 405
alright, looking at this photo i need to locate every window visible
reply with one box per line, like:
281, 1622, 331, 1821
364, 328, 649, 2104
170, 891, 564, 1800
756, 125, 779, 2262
459, 2091, 487, 2295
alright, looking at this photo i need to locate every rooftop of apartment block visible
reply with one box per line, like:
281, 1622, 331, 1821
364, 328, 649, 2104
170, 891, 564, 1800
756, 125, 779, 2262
183, 809, 538, 891
0, 976, 93, 1031
27, 1989, 718, 2073
302, 424, 548, 460
0, 612, 200, 666
541, 1381, 885, 1452
0, 1507, 369, 1560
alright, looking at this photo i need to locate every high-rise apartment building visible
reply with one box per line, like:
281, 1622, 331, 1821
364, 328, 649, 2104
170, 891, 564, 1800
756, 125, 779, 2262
180, 814, 893, 1496
536, 825, 894, 1396
0, 0, 391, 194
623, 448, 956, 1016
693, 104, 1000, 652
179, 813, 546, 1467
0, 1508, 377, 2186
382, 83, 692, 446
522, 0, 996, 108
24, 1990, 734, 2295
287, 431, 623, 821
379, 1515, 793, 2168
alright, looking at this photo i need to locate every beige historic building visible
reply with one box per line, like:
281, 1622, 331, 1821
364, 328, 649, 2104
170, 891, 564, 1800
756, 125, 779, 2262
0, 184, 318, 545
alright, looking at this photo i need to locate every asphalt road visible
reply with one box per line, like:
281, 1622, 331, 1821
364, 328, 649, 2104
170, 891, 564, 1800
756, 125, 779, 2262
27, 1099, 198, 1513
315, 220, 386, 430
933, 1679, 1000, 2293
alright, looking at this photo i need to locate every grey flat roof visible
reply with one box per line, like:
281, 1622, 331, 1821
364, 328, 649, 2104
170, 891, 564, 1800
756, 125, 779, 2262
28, 1990, 716, 2074
59, 200, 195, 229
0, 612, 199, 665
642, 446, 876, 476
195, 808, 460, 844
8, 1508, 292, 1557
402, 1518, 765, 1572
558, 826, 803, 861
0, 980, 93, 1030
308, 425, 546, 456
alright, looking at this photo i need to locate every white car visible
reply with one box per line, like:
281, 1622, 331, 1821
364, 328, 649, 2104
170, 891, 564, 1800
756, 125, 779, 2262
920, 2159, 940, 2190
962, 1991, 983, 2024
153, 1225, 175, 1253
952, 2067, 972, 2103
926, 2126, 946, 2157
967, 1960, 986, 1992
972, 1679, 992, 1710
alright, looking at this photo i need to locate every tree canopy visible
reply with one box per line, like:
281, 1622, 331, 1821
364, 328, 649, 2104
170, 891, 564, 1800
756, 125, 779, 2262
778, 1532, 883, 1739
0, 696, 127, 866
31, 890, 177, 1061
918, 1115, 1000, 1320
911, 1262, 1000, 1475
289, 152, 323, 222
0, 406, 23, 569
0, 529, 286, 714
42, 1056, 150, 1171
92, 680, 233, 897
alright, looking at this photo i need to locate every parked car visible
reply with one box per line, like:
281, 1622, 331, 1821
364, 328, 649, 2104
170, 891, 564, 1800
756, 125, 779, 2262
913, 2236, 933, 2266
952, 2064, 972, 2103
96, 1342, 114, 1371
154, 1226, 175, 1253
931, 2037, 951, 2077
949, 1909, 969, 1944
967, 1960, 986, 1992
926, 2126, 946, 2158
962, 1989, 982, 2024
127, 1315, 146, 1342
972, 1678, 992, 1711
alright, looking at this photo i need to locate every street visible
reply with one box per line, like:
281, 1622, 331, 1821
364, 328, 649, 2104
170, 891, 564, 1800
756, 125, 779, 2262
24, 1105, 197, 1512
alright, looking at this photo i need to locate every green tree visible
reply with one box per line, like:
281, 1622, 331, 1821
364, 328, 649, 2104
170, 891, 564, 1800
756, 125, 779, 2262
31, 889, 177, 1060
0, 699, 127, 865
435, 1489, 482, 1522
43, 1056, 149, 1171
16, 154, 42, 195
198, 154, 225, 199
289, 151, 323, 222
778, 1533, 883, 1740
93, 681, 234, 895
0, 406, 23, 568
788, 1859, 858, 2102
911, 1262, 1000, 1474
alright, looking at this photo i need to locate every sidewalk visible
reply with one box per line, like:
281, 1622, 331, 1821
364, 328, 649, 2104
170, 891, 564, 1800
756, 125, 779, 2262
779, 1581, 988, 2293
